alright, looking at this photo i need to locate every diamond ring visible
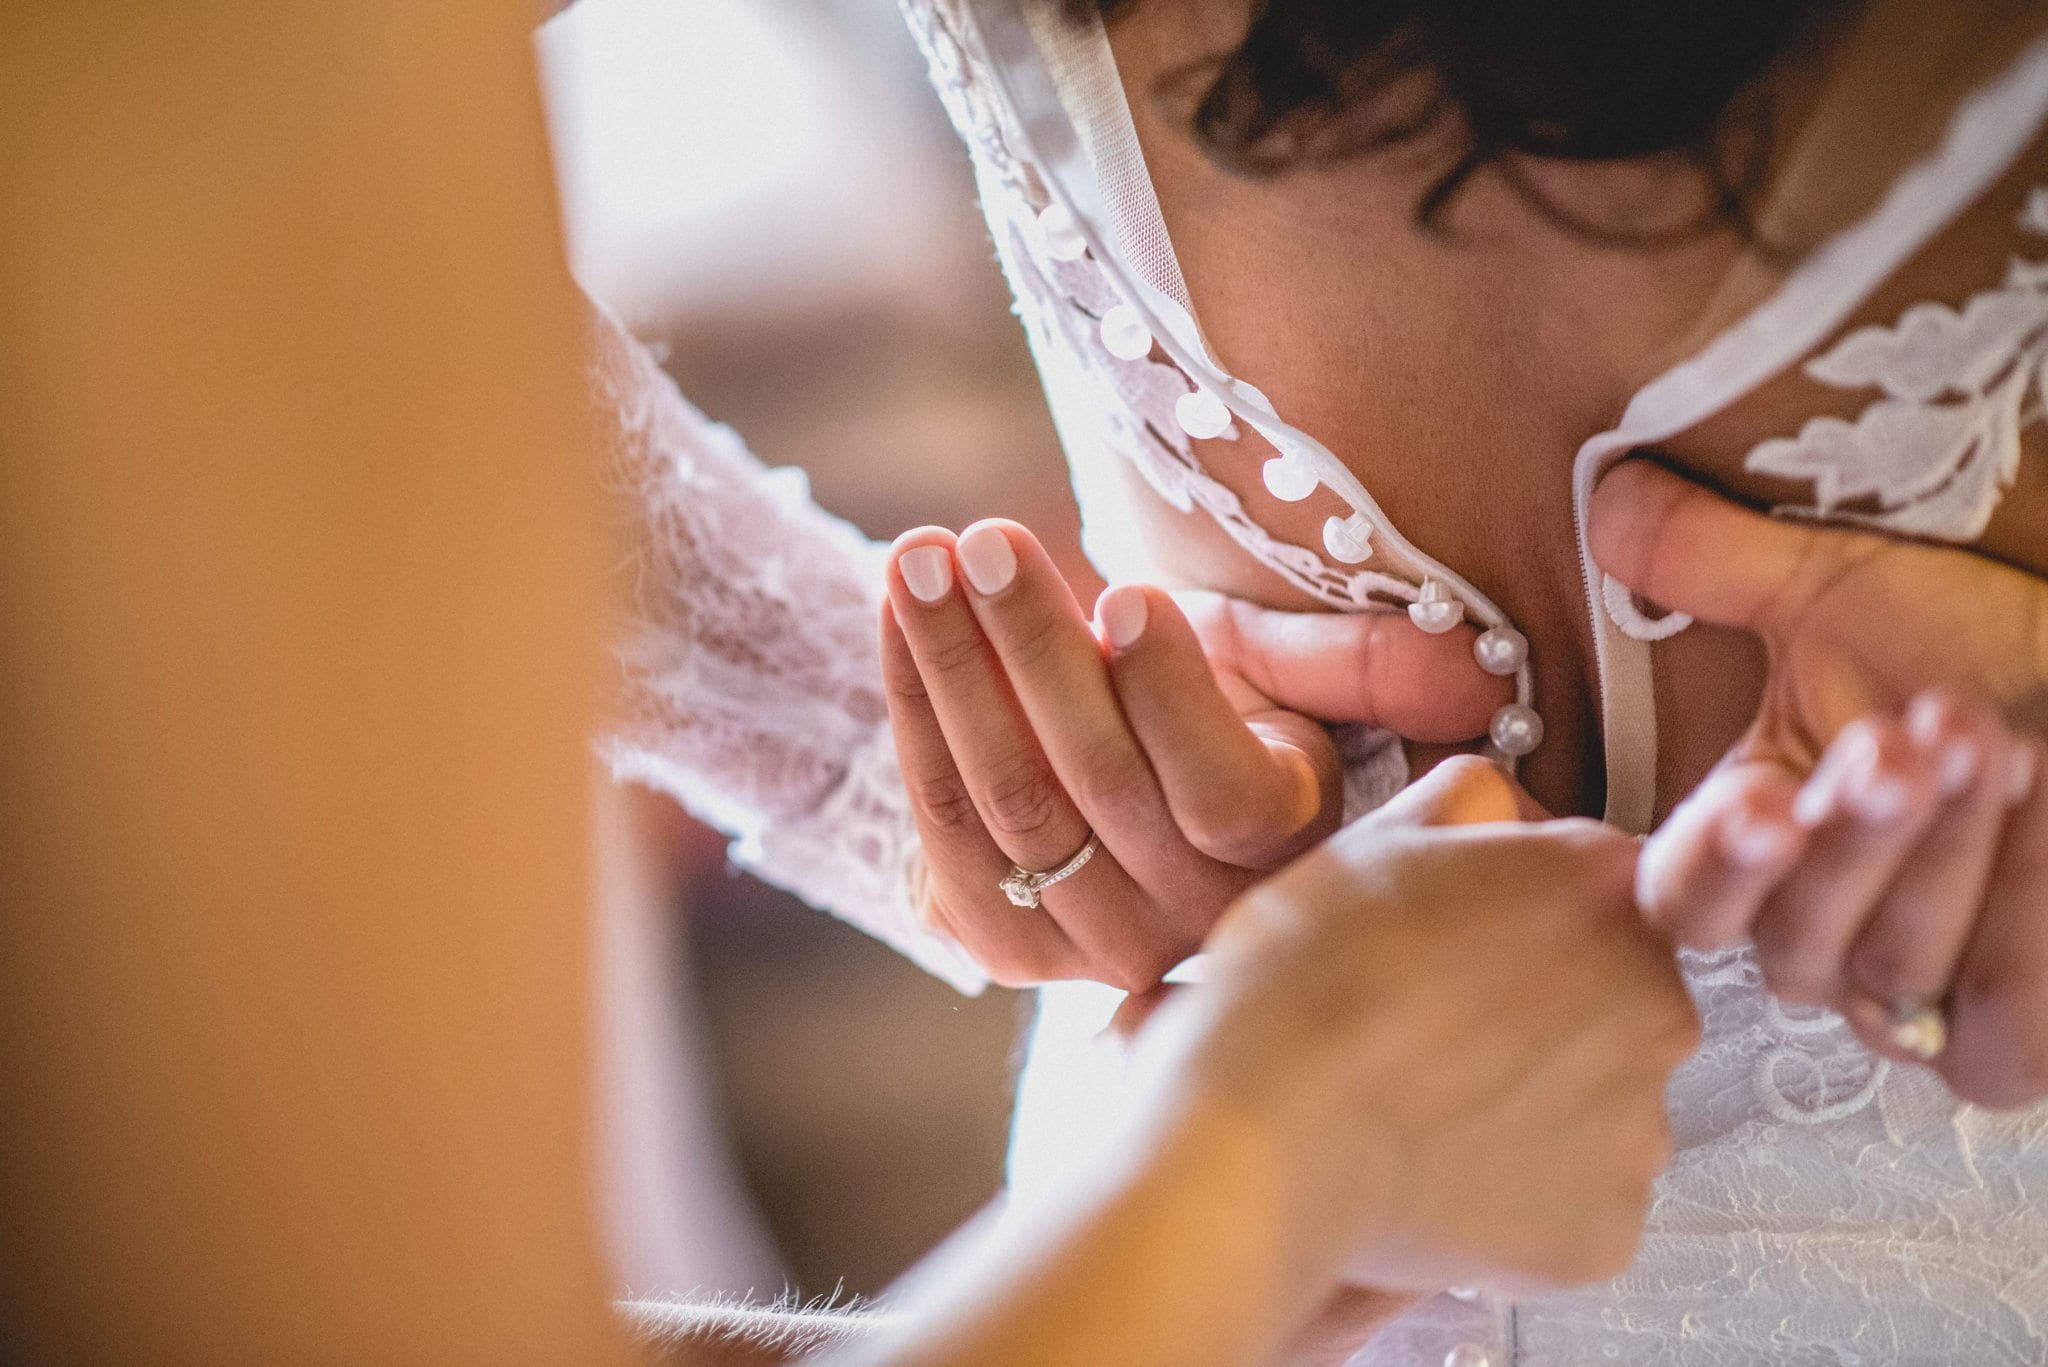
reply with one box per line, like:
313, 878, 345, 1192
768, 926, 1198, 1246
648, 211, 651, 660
1887, 998, 1948, 1061
999, 833, 1101, 909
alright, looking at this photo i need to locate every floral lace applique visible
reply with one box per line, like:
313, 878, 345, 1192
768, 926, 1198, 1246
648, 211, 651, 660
1746, 186, 2048, 540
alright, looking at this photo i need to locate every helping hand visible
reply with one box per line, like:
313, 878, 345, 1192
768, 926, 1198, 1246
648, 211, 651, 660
1132, 756, 1697, 1300
1591, 460, 2048, 1106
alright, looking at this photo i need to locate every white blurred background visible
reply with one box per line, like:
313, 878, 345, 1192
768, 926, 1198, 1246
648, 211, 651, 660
538, 0, 1095, 1302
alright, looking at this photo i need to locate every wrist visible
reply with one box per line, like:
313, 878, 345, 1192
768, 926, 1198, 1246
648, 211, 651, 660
1124, 1075, 1395, 1323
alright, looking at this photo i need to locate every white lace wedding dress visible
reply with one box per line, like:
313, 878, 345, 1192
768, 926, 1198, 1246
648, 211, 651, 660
594, 1, 2048, 1361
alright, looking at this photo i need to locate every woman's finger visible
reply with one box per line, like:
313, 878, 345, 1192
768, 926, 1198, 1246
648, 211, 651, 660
891, 526, 1098, 871
1357, 752, 1531, 832
889, 528, 1169, 991
1099, 584, 1337, 870
1942, 736, 2048, 1108
954, 523, 1232, 954
1839, 694, 2015, 1062
1171, 590, 1511, 743
880, 597, 1079, 986
1588, 458, 1862, 637
1751, 717, 1948, 1006
1636, 756, 1808, 950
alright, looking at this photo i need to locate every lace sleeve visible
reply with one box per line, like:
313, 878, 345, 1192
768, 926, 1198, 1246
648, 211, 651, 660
585, 302, 987, 994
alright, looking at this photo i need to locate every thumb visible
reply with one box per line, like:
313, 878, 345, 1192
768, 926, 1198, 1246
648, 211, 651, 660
1589, 459, 1835, 634
1367, 753, 1546, 829
1177, 591, 1511, 744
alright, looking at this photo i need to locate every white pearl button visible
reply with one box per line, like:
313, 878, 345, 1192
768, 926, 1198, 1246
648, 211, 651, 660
1490, 702, 1544, 757
1036, 203, 1088, 260
1408, 579, 1464, 634
1262, 454, 1319, 502
1099, 304, 1153, 360
1175, 388, 1231, 439
1473, 625, 1528, 676
1444, 1346, 1493, 1367
1322, 513, 1373, 563
1446, 1285, 1480, 1302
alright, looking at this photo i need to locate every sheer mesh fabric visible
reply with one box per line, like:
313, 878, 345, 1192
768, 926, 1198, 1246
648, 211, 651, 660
586, 303, 984, 993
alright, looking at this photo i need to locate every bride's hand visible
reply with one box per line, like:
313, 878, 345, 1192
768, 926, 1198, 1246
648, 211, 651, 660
1591, 459, 2048, 1105
881, 519, 1508, 991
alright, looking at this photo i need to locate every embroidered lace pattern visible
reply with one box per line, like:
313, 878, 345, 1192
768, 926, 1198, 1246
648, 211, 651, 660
895, 4, 2048, 1362
1748, 187, 2048, 540
1509, 946, 2048, 1365
904, 0, 1424, 615
588, 2, 2048, 1358
586, 304, 985, 994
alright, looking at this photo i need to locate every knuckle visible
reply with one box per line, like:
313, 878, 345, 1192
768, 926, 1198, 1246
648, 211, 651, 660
981, 751, 1067, 840
1758, 950, 1836, 1006
1779, 532, 1885, 633
1183, 796, 1283, 866
1845, 935, 1930, 1001
1754, 916, 1845, 1005
918, 628, 988, 680
997, 608, 1066, 674
884, 662, 932, 708
1070, 743, 1159, 830
914, 768, 981, 835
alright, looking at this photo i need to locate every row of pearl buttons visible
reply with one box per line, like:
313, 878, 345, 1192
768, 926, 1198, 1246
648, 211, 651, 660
1043, 203, 1543, 760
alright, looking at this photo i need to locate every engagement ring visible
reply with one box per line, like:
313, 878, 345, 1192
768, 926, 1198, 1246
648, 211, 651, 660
999, 834, 1101, 909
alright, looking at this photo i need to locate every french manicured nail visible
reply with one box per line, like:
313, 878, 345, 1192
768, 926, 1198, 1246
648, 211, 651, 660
1928, 736, 1978, 797
1098, 587, 1148, 650
1905, 695, 1979, 796
899, 545, 953, 603
1842, 730, 1909, 824
1848, 772, 1910, 825
958, 524, 1017, 596
1905, 692, 1948, 748
1792, 776, 1835, 828
1721, 810, 1795, 868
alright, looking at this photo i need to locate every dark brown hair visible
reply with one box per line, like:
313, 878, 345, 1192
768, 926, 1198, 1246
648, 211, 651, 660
1085, 0, 1847, 239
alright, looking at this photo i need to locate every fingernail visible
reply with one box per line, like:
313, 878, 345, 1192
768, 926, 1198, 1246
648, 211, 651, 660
1905, 695, 1979, 797
1905, 692, 1948, 749
1843, 731, 1909, 824
1936, 739, 1980, 797
1848, 774, 1911, 825
1887, 999, 1947, 1061
957, 524, 1017, 596
899, 545, 953, 603
2010, 744, 2039, 806
1793, 776, 1836, 829
1098, 587, 1148, 650
1721, 810, 1795, 868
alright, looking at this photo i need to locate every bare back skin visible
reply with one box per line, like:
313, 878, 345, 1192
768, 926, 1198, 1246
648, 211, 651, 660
1096, 0, 2048, 821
